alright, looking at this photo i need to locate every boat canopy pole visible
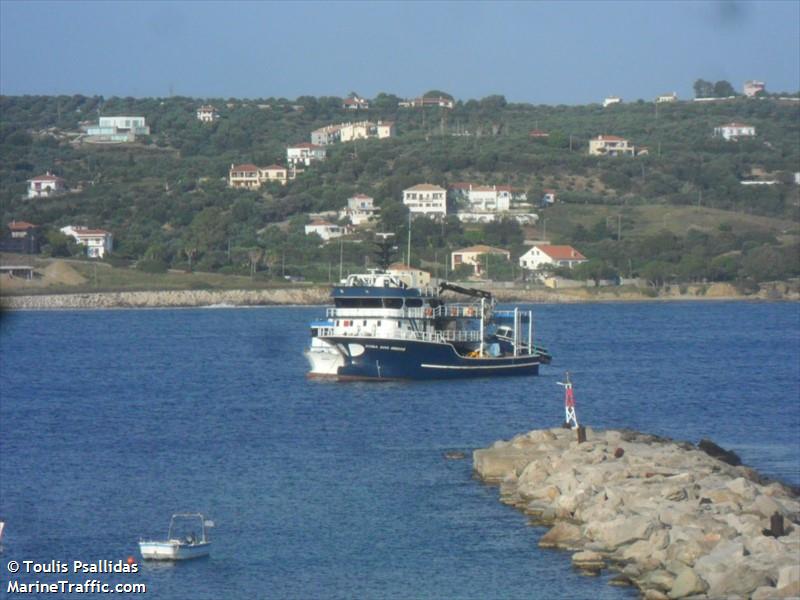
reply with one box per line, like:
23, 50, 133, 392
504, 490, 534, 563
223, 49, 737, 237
480, 297, 485, 356
513, 307, 518, 356
528, 310, 532, 355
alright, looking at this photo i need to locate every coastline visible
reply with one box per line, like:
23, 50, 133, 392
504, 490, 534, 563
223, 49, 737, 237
0, 281, 797, 310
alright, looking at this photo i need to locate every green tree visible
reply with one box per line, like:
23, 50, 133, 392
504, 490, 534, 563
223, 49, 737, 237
693, 79, 714, 98
713, 80, 736, 97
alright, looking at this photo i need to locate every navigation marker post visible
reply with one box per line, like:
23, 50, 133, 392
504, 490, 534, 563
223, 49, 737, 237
558, 371, 580, 431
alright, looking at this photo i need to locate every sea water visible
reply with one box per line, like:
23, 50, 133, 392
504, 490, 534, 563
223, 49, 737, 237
1, 302, 798, 599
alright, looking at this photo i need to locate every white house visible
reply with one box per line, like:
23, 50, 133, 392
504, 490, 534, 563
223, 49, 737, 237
451, 245, 510, 277
287, 143, 327, 167
714, 122, 756, 141
603, 96, 622, 108
743, 80, 765, 97
342, 95, 369, 110
339, 121, 374, 142
656, 92, 678, 103
399, 96, 454, 109
85, 116, 149, 142
311, 124, 343, 145
467, 185, 512, 212
339, 194, 379, 226
376, 121, 395, 139
305, 219, 344, 241
403, 184, 447, 217
60, 226, 113, 258
27, 172, 66, 198
541, 189, 557, 206
519, 244, 586, 272
589, 135, 635, 157
196, 105, 219, 122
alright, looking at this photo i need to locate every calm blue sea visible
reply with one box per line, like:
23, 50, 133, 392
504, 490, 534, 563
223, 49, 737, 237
1, 302, 798, 599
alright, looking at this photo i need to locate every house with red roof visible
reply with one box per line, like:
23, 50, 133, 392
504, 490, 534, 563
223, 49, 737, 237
519, 245, 587, 273
27, 172, 66, 199
589, 135, 635, 157
342, 95, 369, 110
228, 163, 292, 188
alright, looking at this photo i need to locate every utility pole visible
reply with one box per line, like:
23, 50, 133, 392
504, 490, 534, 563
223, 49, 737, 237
407, 211, 412, 266
617, 214, 622, 241
339, 237, 344, 280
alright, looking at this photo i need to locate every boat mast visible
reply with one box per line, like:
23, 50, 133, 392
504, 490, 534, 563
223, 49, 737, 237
513, 307, 518, 356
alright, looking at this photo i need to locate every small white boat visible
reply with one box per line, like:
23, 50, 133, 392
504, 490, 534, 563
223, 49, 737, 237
139, 513, 213, 561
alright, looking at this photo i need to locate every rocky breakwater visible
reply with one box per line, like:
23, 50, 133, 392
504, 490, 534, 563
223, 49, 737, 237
473, 428, 800, 599
0, 287, 329, 310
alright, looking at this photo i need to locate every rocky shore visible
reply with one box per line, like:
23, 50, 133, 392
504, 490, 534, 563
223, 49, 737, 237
473, 427, 800, 599
2, 282, 798, 310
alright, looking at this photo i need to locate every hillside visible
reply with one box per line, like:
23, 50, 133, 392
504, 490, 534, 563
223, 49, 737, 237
1, 92, 798, 288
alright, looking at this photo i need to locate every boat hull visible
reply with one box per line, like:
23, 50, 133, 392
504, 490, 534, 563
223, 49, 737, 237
138, 540, 210, 560
307, 336, 540, 380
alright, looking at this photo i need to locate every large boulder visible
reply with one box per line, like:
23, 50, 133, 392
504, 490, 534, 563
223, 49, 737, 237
538, 521, 583, 549
473, 447, 536, 482
668, 566, 706, 599
587, 515, 656, 550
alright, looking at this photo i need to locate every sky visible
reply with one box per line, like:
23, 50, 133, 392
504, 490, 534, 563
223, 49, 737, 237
1, 0, 798, 104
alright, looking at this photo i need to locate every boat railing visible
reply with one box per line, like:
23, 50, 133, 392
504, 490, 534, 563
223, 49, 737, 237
326, 303, 484, 320
316, 326, 481, 344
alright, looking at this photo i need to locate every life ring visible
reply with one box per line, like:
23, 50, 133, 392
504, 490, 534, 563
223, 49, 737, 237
425, 308, 433, 317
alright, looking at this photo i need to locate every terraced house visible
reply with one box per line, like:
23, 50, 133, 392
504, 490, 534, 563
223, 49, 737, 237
402, 184, 447, 218
228, 164, 291, 188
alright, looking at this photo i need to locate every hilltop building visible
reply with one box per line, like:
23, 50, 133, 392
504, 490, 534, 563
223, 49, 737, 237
84, 116, 149, 143
656, 92, 678, 103
27, 172, 66, 199
603, 96, 622, 108
399, 96, 454, 109
743, 80, 765, 97
196, 105, 219, 122
342, 95, 369, 110
311, 121, 395, 145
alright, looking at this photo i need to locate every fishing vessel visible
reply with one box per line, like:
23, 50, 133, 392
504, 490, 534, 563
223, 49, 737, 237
138, 513, 213, 561
305, 271, 551, 380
